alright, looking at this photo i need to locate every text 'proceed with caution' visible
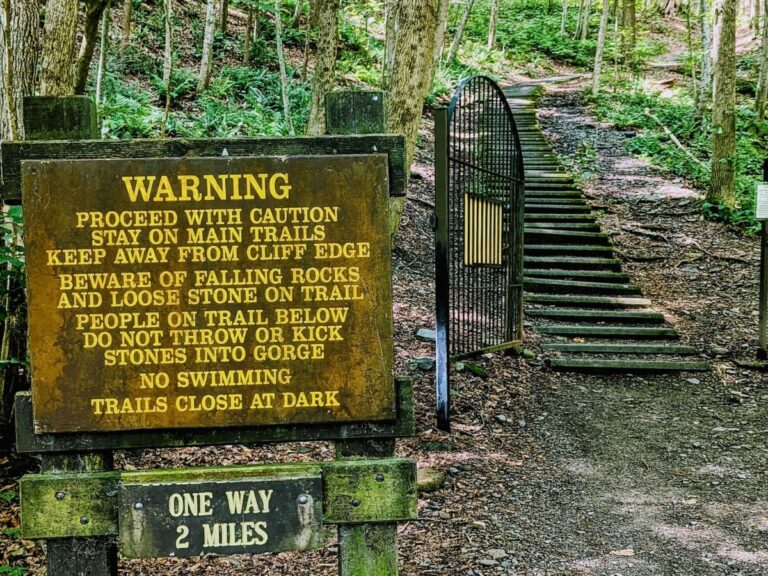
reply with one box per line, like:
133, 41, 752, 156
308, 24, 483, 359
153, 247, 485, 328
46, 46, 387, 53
23, 154, 394, 433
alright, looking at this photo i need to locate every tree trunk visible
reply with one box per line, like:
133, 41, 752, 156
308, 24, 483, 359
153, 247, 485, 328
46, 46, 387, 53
219, 0, 228, 33
488, 0, 499, 49
433, 0, 449, 66
592, 0, 611, 96
0, 0, 38, 140
197, 0, 218, 93
756, 0, 768, 118
446, 0, 476, 62
579, 0, 592, 39
621, 0, 636, 59
162, 0, 172, 132
383, 0, 399, 89
274, 0, 294, 135
243, 8, 253, 65
708, 0, 737, 207
697, 0, 712, 117
95, 0, 110, 106
561, 0, 569, 34
291, 0, 302, 27
306, 0, 339, 135
75, 0, 110, 95
39, 0, 78, 95
120, 0, 131, 51
386, 0, 437, 236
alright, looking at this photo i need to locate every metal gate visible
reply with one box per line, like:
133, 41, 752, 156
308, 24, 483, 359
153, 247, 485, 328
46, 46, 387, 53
434, 76, 525, 431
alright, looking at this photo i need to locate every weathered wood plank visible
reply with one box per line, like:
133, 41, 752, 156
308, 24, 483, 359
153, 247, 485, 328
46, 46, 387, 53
323, 459, 417, 525
20, 460, 415, 540
0, 134, 407, 201
15, 377, 414, 453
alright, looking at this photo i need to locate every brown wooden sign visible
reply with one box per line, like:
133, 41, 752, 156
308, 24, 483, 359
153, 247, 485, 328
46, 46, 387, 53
23, 155, 394, 433
118, 473, 324, 558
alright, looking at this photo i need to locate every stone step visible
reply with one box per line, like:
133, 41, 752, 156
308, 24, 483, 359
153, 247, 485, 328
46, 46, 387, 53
525, 179, 578, 190
548, 359, 709, 372
542, 343, 697, 354
525, 203, 592, 213
525, 244, 614, 256
524, 228, 610, 244
524, 269, 630, 281
525, 213, 596, 222
529, 308, 664, 322
525, 294, 652, 307
525, 222, 600, 230
524, 198, 589, 206
536, 325, 678, 339
524, 256, 621, 270
524, 277, 641, 295
526, 176, 575, 184
525, 192, 583, 199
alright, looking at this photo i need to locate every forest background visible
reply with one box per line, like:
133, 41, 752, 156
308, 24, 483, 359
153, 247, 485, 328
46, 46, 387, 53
1, 0, 768, 462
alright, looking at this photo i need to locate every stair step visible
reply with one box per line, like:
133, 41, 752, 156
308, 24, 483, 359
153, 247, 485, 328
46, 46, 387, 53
523, 182, 578, 190
525, 244, 614, 255
543, 343, 697, 354
524, 229, 610, 244
524, 277, 641, 295
526, 203, 592, 212
529, 308, 664, 322
525, 222, 599, 230
524, 256, 621, 270
525, 213, 596, 222
524, 198, 587, 205
525, 294, 652, 307
549, 359, 709, 372
525, 269, 630, 281
536, 325, 678, 338
525, 190, 582, 197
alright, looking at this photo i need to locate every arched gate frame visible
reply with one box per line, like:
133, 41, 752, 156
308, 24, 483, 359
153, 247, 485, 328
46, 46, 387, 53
434, 76, 525, 431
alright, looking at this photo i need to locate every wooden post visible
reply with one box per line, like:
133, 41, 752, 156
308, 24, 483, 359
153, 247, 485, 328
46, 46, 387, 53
326, 91, 399, 576
759, 158, 768, 359
23, 95, 117, 576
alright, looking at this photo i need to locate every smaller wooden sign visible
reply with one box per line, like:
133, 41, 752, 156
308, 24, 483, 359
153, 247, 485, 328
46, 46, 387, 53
757, 184, 768, 221
118, 474, 323, 558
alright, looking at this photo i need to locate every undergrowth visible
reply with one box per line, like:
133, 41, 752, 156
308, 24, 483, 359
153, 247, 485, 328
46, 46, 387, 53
592, 86, 768, 230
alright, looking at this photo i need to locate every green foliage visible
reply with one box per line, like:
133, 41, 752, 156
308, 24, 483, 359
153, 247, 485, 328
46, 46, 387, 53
0, 205, 25, 341
2, 528, 21, 538
0, 491, 17, 503
0, 567, 27, 576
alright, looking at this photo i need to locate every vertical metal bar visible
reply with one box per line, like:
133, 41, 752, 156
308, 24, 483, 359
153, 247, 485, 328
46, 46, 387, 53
434, 106, 451, 431
758, 159, 768, 359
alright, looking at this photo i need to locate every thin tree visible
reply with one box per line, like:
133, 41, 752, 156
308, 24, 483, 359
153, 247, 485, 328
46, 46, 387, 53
575, 0, 592, 40
697, 0, 712, 117
220, 0, 229, 32
561, 0, 569, 34
291, 0, 302, 27
621, 0, 636, 60
162, 0, 173, 132
488, 0, 499, 49
95, 0, 111, 107
433, 0, 449, 66
274, 0, 294, 135
755, 0, 768, 119
39, 0, 78, 95
243, 6, 254, 65
387, 0, 437, 236
306, 0, 339, 135
197, 0, 218, 93
446, 0, 476, 62
708, 0, 737, 207
121, 0, 131, 51
75, 0, 110, 94
592, 0, 611, 96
